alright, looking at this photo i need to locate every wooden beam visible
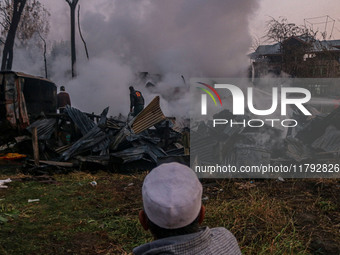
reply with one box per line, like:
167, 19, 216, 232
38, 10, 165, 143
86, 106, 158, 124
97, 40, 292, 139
32, 127, 39, 166
28, 159, 74, 167
39, 160, 74, 167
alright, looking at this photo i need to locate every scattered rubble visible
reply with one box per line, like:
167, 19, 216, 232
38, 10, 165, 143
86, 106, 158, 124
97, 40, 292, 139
191, 106, 340, 175
0, 178, 12, 189
28, 199, 40, 203
2, 72, 340, 175
0, 96, 189, 173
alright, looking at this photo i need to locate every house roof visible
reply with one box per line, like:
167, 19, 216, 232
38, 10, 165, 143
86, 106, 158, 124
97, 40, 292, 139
249, 43, 281, 59
0, 70, 55, 84
250, 38, 340, 59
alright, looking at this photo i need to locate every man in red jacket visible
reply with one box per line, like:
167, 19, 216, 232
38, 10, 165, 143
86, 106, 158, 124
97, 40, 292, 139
57, 86, 71, 113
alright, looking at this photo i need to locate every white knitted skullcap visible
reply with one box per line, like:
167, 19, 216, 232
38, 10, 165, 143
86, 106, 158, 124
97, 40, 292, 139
142, 162, 202, 229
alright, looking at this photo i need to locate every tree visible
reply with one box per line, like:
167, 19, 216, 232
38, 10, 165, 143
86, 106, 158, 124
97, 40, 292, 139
0, 0, 50, 70
265, 17, 317, 76
65, 0, 79, 78
265, 17, 310, 45
1, 0, 26, 70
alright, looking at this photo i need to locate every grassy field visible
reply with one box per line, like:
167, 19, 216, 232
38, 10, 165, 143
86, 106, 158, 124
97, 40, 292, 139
0, 168, 339, 254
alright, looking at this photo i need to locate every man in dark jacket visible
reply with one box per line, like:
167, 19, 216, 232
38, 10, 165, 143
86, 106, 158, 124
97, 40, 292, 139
57, 86, 71, 113
129, 86, 144, 117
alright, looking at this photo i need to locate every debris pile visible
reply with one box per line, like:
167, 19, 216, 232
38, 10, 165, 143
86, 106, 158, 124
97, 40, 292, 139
191, 106, 340, 169
2, 88, 340, 175
0, 96, 189, 173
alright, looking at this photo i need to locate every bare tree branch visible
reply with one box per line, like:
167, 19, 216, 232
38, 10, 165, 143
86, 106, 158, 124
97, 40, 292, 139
77, 5, 89, 60
37, 31, 47, 78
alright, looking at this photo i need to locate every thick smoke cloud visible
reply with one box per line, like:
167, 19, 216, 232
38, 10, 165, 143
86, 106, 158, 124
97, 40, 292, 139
12, 0, 259, 116
81, 0, 259, 76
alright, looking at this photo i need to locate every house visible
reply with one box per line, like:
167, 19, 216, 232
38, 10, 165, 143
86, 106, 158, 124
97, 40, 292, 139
249, 36, 340, 78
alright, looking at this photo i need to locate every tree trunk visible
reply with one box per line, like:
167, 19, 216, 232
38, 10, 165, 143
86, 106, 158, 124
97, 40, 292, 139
1, 0, 27, 71
70, 4, 76, 77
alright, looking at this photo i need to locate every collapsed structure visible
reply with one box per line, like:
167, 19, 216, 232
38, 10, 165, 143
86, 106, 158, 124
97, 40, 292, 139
0, 73, 189, 172
191, 104, 340, 178
1, 71, 340, 175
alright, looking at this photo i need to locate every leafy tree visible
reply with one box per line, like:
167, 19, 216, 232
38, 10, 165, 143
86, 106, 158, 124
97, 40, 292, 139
0, 0, 50, 70
1, 0, 26, 70
265, 17, 311, 44
265, 17, 317, 76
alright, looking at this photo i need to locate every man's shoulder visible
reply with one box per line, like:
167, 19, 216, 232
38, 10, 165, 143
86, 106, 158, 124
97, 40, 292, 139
201, 227, 242, 255
209, 227, 240, 243
210, 226, 233, 236
133, 227, 241, 255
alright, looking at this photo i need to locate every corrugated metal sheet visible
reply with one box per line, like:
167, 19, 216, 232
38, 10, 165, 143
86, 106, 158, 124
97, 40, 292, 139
110, 143, 166, 164
0, 71, 53, 83
65, 106, 96, 135
14, 71, 53, 83
27, 118, 57, 140
312, 125, 340, 152
106, 118, 125, 129
111, 145, 150, 163
286, 136, 314, 162
131, 96, 166, 134
191, 133, 218, 164
61, 107, 111, 160
61, 127, 111, 160
126, 133, 160, 144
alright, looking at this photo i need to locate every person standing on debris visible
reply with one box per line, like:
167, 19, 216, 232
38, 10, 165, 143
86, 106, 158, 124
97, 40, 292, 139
57, 86, 71, 113
133, 162, 242, 255
129, 86, 144, 117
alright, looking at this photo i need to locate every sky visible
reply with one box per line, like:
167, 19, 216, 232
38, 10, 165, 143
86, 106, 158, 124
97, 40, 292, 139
44, 0, 340, 46
10, 0, 340, 117
250, 0, 340, 42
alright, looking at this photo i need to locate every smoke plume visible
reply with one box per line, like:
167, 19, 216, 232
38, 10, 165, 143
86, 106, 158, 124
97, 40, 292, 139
12, 0, 259, 117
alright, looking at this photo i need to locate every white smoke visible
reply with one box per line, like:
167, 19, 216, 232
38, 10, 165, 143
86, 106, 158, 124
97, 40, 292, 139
12, 0, 259, 117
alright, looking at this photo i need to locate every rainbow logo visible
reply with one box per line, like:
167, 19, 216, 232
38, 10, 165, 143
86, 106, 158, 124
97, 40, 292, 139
196, 82, 222, 107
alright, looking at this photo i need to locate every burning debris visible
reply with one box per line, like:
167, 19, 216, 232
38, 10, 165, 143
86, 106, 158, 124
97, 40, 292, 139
2, 71, 340, 175
0, 91, 188, 173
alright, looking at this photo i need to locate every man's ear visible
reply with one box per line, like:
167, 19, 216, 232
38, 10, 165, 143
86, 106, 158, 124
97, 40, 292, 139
139, 210, 149, 230
198, 205, 205, 225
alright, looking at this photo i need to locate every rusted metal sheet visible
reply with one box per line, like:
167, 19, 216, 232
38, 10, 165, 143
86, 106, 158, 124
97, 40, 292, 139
14, 72, 52, 82
0, 72, 30, 129
131, 96, 166, 134
0, 71, 57, 130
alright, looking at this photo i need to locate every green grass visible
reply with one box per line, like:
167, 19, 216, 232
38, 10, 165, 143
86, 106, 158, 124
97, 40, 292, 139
0, 171, 339, 254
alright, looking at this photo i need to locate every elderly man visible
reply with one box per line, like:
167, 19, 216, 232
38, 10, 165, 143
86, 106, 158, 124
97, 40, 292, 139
133, 162, 241, 255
